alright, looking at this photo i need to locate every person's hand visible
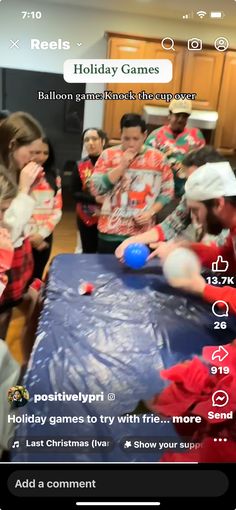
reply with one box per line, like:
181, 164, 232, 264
148, 241, 178, 261
0, 227, 13, 272
19, 162, 43, 194
149, 242, 159, 250
92, 207, 102, 217
165, 146, 175, 157
134, 210, 153, 225
119, 149, 138, 172
30, 233, 45, 249
36, 241, 49, 251
0, 227, 12, 252
167, 273, 206, 295
115, 237, 136, 261
95, 195, 105, 205
0, 273, 8, 288
148, 239, 191, 261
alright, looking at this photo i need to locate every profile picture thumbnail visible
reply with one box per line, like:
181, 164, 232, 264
8, 385, 29, 408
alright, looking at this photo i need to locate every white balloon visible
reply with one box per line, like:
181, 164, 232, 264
163, 247, 201, 281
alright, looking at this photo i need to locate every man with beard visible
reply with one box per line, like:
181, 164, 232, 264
159, 161, 236, 314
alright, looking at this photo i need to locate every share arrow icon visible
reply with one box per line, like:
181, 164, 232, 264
211, 345, 229, 362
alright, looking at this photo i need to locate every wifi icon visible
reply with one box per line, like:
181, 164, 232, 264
197, 10, 207, 18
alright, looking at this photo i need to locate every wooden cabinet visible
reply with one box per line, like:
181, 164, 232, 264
104, 37, 147, 139
214, 52, 236, 151
107, 37, 146, 60
103, 33, 235, 150
181, 50, 224, 110
142, 42, 184, 106
104, 37, 186, 138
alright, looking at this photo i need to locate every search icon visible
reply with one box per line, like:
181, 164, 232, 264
161, 37, 175, 51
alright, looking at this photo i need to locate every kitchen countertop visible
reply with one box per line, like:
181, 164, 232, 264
143, 105, 218, 130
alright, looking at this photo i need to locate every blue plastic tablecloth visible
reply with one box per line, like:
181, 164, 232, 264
13, 254, 236, 462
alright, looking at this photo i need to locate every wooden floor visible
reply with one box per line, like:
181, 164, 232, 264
6, 210, 78, 364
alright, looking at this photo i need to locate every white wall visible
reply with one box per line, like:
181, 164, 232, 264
1, 0, 235, 127
0, 70, 2, 109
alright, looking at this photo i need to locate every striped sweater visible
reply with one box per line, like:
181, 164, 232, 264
28, 176, 62, 238
90, 145, 173, 239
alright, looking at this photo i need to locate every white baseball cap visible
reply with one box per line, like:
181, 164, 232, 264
169, 98, 192, 115
185, 162, 236, 201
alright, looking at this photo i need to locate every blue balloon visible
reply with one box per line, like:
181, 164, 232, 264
124, 243, 150, 270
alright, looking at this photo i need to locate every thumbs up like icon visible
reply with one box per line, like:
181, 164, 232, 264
212, 256, 229, 272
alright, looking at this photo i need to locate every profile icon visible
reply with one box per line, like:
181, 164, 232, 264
214, 37, 229, 52
8, 385, 29, 408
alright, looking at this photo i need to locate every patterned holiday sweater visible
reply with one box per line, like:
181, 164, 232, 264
90, 145, 173, 240
71, 156, 99, 227
28, 176, 62, 239
146, 125, 205, 197
155, 194, 228, 246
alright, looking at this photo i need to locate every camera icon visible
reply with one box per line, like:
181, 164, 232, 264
187, 38, 202, 51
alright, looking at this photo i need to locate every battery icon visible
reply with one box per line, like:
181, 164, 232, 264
210, 11, 224, 18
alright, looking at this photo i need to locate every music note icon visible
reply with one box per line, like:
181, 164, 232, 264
12, 440, 20, 449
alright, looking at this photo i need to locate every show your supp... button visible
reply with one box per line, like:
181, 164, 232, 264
63, 59, 172, 83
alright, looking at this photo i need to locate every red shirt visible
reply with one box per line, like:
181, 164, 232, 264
190, 226, 236, 315
0, 229, 14, 298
